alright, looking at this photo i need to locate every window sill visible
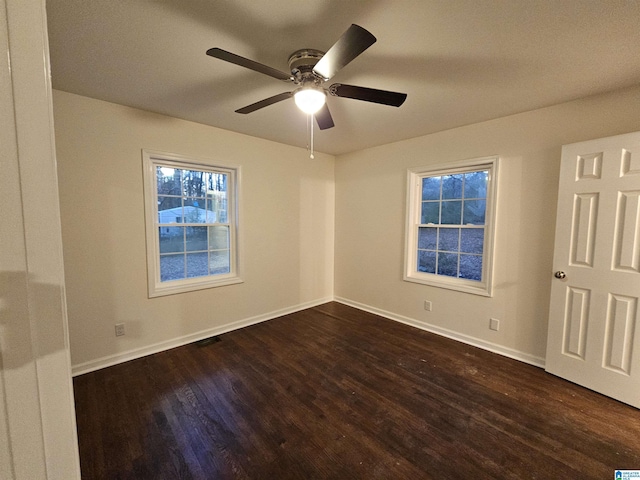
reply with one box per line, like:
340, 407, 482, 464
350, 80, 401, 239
403, 273, 492, 297
148, 275, 243, 298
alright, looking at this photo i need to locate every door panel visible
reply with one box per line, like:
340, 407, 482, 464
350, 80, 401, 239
546, 131, 640, 408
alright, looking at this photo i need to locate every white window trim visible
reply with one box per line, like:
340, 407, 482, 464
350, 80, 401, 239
142, 149, 242, 297
404, 156, 499, 297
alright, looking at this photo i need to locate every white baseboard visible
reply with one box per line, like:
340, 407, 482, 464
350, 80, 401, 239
73, 295, 545, 376
71, 296, 333, 376
334, 297, 546, 369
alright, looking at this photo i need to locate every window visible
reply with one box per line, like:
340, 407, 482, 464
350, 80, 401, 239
404, 157, 498, 296
143, 150, 241, 297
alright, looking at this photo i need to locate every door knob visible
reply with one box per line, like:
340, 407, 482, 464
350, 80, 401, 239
554, 271, 566, 279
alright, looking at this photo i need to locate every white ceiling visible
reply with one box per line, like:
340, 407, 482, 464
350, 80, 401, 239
46, 0, 640, 156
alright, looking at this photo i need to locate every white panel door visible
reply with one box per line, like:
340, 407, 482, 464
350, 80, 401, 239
546, 131, 640, 408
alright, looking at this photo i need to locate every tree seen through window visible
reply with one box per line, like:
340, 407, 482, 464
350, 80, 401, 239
417, 170, 488, 281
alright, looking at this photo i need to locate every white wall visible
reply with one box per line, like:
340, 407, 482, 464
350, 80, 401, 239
55, 84, 640, 374
334, 85, 640, 365
53, 91, 335, 373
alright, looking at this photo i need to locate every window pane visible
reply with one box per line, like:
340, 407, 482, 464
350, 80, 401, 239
442, 174, 463, 199
157, 197, 182, 223
209, 172, 227, 191
438, 228, 459, 252
159, 227, 184, 253
460, 228, 484, 254
209, 226, 229, 250
185, 226, 207, 251
421, 202, 439, 224
464, 171, 487, 199
459, 254, 482, 281
441, 200, 462, 224
205, 194, 217, 223
418, 227, 437, 249
157, 167, 181, 195
186, 252, 209, 278
417, 250, 436, 273
210, 250, 230, 275
160, 254, 185, 281
437, 252, 458, 277
218, 202, 228, 223
183, 200, 207, 224
463, 199, 486, 225
182, 170, 207, 197
207, 190, 227, 224
421, 176, 441, 200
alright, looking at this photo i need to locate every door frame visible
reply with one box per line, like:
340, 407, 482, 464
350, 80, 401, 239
0, 0, 81, 478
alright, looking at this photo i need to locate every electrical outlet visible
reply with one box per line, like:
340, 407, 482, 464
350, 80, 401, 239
489, 318, 500, 331
424, 300, 432, 312
115, 323, 125, 337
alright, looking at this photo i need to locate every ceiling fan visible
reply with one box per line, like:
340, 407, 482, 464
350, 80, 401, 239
206, 24, 407, 130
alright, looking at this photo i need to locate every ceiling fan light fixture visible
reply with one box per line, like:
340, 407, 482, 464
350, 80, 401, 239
294, 87, 326, 115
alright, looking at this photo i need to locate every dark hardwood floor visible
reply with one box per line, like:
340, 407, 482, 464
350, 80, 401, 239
73, 302, 640, 479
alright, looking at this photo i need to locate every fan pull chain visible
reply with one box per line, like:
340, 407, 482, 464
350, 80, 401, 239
305, 113, 315, 159
305, 113, 310, 157
310, 114, 315, 159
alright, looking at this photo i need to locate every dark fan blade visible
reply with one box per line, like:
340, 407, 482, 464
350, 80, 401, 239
329, 83, 407, 107
312, 24, 376, 81
315, 103, 334, 130
235, 92, 293, 114
206, 48, 292, 82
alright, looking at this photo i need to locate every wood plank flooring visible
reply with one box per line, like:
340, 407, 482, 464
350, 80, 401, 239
73, 302, 640, 479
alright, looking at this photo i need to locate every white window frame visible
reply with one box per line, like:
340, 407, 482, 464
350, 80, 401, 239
404, 156, 499, 297
142, 150, 242, 297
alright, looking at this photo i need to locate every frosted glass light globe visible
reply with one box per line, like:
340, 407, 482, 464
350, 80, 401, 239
294, 88, 326, 115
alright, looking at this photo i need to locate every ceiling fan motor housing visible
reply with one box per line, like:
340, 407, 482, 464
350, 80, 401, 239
288, 49, 325, 81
